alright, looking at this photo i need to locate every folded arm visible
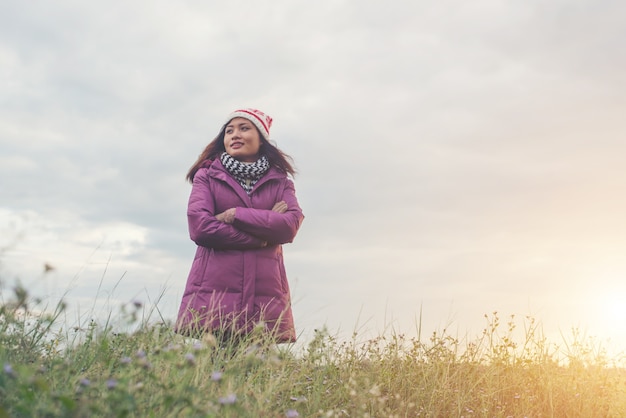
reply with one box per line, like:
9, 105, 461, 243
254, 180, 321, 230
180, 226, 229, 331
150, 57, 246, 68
187, 170, 266, 249
232, 180, 304, 245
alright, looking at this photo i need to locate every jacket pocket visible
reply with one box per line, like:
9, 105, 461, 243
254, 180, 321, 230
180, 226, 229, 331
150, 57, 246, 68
204, 250, 244, 292
255, 249, 286, 296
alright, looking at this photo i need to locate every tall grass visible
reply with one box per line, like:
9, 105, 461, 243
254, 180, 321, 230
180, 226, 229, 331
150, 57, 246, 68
2, 282, 626, 417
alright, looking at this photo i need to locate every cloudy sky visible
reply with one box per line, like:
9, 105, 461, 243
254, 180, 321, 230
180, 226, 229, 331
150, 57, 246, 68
2, 0, 626, 352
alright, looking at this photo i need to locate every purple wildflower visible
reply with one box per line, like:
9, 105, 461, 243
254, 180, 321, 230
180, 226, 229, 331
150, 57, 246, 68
3, 363, 15, 377
210, 371, 223, 382
184, 353, 196, 366
162, 343, 182, 353
286, 410, 300, 418
131, 299, 143, 309
120, 356, 132, 365
218, 393, 237, 405
106, 379, 118, 389
79, 378, 90, 387
136, 349, 146, 359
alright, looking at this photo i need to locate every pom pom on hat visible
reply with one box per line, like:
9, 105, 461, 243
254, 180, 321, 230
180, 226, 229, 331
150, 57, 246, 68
223, 108, 273, 141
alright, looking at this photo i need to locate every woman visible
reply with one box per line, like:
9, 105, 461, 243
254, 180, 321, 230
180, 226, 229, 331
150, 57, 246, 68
175, 108, 304, 344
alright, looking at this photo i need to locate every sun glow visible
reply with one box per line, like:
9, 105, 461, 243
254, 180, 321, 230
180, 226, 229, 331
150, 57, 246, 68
603, 294, 626, 324
590, 282, 626, 355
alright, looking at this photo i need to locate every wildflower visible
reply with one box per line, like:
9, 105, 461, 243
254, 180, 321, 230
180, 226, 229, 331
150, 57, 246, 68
162, 343, 182, 353
3, 363, 16, 378
192, 342, 204, 351
210, 371, 223, 382
120, 356, 132, 365
79, 378, 90, 387
132, 299, 143, 309
218, 393, 237, 405
136, 349, 146, 359
185, 353, 196, 366
106, 379, 118, 390
286, 409, 300, 418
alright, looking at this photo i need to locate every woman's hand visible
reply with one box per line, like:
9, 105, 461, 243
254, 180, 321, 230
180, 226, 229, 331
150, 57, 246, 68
215, 208, 236, 224
272, 201, 288, 213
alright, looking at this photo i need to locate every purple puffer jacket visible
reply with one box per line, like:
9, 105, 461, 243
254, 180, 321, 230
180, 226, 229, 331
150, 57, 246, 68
175, 158, 304, 342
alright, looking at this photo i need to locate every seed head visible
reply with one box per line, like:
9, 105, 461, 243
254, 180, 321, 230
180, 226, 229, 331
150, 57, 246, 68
202, 333, 218, 348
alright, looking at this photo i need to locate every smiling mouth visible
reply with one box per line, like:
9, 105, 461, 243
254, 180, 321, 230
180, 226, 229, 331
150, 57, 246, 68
230, 142, 244, 149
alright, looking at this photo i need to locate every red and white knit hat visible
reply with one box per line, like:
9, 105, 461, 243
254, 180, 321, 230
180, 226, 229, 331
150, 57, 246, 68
222, 108, 273, 141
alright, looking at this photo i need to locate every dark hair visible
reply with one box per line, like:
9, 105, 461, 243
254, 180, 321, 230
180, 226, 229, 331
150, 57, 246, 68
186, 126, 296, 183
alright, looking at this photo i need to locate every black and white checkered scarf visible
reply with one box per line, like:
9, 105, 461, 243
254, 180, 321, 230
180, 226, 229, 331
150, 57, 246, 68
220, 152, 270, 194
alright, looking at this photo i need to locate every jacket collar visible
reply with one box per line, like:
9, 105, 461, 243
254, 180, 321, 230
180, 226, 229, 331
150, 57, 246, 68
207, 158, 285, 202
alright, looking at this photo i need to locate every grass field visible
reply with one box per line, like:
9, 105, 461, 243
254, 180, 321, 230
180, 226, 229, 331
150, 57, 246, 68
2, 282, 626, 417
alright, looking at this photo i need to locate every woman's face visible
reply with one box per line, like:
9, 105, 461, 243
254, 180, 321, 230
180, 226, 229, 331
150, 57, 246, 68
223, 117, 262, 162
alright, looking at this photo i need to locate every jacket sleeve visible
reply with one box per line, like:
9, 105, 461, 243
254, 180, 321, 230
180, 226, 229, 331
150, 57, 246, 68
232, 179, 304, 245
187, 168, 266, 249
